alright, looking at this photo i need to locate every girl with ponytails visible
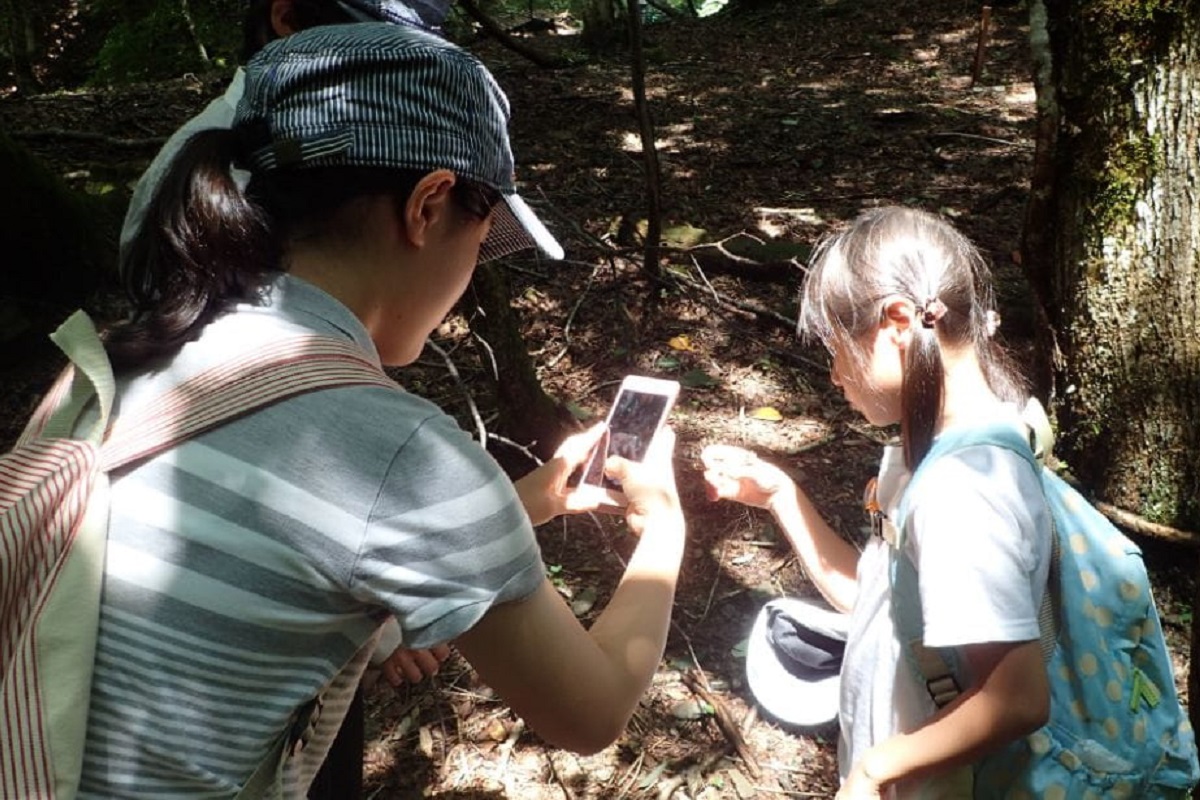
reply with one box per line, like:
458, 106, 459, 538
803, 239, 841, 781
703, 207, 1052, 799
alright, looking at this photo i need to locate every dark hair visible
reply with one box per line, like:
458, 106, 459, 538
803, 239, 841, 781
109, 128, 500, 370
799, 207, 1027, 470
241, 0, 359, 60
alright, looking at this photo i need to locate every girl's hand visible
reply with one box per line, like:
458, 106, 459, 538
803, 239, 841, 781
700, 444, 791, 508
515, 423, 608, 526
379, 644, 452, 687
835, 759, 884, 800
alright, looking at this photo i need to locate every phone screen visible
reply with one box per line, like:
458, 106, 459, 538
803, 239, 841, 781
582, 390, 672, 490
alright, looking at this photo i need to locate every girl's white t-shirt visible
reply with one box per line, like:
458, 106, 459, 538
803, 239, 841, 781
837, 421, 1053, 799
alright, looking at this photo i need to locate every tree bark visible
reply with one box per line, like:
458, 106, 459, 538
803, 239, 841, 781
1024, 0, 1200, 529
1024, 2, 1200, 776
465, 263, 579, 474
626, 0, 662, 278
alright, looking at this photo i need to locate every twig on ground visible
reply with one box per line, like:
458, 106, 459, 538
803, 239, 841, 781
656, 750, 727, 800
486, 433, 544, 468
544, 750, 575, 800
927, 131, 1031, 149
697, 532, 730, 624
614, 748, 647, 799
670, 268, 799, 331
683, 669, 762, 779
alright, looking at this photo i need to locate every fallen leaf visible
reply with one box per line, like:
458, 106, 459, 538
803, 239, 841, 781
668, 334, 694, 351
749, 406, 783, 421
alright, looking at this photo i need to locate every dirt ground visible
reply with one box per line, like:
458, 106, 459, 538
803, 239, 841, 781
2, 0, 1196, 797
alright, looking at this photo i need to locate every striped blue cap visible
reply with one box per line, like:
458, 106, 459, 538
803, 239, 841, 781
234, 22, 563, 261
335, 0, 451, 33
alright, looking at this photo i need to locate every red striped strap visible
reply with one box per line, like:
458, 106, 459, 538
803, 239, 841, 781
99, 336, 395, 471
15, 368, 76, 448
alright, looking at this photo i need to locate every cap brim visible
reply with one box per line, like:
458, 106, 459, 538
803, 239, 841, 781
479, 192, 564, 263
745, 597, 848, 729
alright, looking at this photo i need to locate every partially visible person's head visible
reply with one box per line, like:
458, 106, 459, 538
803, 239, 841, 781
799, 206, 1025, 467
241, 0, 452, 60
234, 22, 561, 262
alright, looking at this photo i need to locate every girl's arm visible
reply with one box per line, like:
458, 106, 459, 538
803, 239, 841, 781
453, 431, 687, 755
840, 639, 1050, 797
701, 445, 860, 612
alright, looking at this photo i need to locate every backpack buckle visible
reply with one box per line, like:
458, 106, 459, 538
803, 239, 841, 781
926, 675, 962, 707
863, 479, 899, 545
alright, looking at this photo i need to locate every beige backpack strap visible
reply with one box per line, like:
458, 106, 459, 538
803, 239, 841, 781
100, 335, 395, 471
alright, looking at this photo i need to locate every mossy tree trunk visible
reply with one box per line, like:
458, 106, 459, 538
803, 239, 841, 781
1023, 0, 1200, 527
1023, 1, 1200, 769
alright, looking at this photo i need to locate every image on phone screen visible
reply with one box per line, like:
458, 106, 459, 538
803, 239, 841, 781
581, 390, 672, 490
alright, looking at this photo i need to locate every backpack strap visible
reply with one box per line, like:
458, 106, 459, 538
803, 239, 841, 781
99, 333, 396, 471
19, 311, 117, 447
890, 404, 1060, 709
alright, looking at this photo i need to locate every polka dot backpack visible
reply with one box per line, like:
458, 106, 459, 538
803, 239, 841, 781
889, 411, 1200, 799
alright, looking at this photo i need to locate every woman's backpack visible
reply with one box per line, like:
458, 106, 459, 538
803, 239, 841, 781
889, 418, 1200, 799
0, 311, 394, 799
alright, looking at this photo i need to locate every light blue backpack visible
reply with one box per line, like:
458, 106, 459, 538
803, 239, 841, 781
889, 419, 1200, 799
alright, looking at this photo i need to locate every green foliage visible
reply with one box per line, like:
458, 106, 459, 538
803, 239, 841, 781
89, 0, 243, 85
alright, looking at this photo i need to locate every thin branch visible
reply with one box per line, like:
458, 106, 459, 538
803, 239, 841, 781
927, 131, 1032, 149
547, 260, 603, 368
669, 268, 800, 332
682, 669, 762, 779
424, 338, 487, 445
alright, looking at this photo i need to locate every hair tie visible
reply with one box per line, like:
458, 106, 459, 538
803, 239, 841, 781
985, 309, 1002, 338
916, 297, 947, 329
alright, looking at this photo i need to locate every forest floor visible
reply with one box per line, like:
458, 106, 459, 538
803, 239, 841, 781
2, 0, 1197, 798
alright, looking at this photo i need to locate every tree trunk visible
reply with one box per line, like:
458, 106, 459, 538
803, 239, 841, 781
465, 263, 579, 475
626, 0, 662, 278
1, 0, 37, 90
1024, 0, 1200, 529
577, 0, 623, 51
1024, 2, 1200, 774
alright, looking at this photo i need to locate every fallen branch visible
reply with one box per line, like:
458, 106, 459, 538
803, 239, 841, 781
1094, 500, 1200, 548
670, 268, 799, 332
457, 0, 567, 68
683, 669, 762, 779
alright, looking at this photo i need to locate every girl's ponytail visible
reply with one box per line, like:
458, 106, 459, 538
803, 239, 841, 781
901, 297, 948, 469
108, 128, 277, 369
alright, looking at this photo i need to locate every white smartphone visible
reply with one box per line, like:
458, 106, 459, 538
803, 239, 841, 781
575, 375, 681, 507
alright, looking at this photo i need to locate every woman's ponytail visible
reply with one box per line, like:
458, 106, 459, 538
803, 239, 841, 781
108, 128, 277, 369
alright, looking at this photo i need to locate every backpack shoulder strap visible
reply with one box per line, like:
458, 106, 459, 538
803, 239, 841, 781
100, 334, 396, 471
890, 407, 1060, 709
19, 310, 116, 447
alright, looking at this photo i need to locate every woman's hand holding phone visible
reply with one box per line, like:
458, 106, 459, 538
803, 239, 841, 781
605, 426, 682, 538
